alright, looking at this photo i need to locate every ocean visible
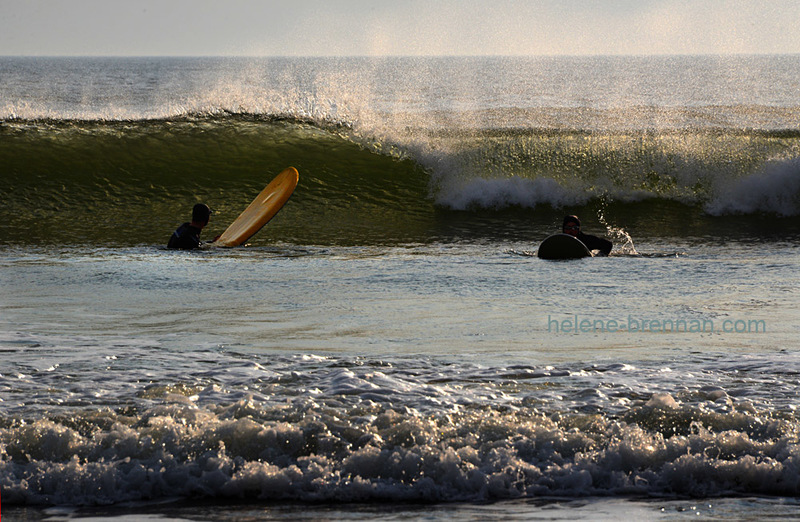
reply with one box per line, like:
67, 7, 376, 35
1, 55, 800, 520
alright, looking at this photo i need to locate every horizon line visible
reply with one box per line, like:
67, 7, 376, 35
3, 52, 800, 59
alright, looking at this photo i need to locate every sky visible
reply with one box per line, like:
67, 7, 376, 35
1, 0, 798, 57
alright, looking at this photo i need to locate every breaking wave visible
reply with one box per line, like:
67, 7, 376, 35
1, 114, 799, 246
3, 354, 800, 506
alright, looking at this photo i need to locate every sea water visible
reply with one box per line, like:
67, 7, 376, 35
1, 56, 800, 520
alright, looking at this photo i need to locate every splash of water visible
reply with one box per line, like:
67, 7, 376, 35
597, 198, 639, 255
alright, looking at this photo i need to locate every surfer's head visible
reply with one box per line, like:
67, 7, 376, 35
192, 203, 212, 227
562, 215, 581, 237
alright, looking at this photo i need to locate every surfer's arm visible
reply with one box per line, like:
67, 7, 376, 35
580, 234, 613, 256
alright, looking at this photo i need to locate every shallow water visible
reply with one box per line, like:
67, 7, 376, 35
2, 240, 800, 515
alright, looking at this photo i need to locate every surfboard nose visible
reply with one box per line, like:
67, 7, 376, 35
211, 167, 299, 247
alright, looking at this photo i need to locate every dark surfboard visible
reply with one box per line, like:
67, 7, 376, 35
537, 233, 593, 260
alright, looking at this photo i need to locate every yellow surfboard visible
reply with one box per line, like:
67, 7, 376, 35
212, 167, 299, 247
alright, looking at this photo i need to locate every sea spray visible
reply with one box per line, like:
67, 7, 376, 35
597, 200, 639, 255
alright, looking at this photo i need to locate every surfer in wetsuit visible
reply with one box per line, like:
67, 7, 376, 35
562, 215, 612, 256
167, 203, 212, 250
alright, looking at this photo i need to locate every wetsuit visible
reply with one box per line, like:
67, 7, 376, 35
576, 232, 612, 256
167, 223, 203, 250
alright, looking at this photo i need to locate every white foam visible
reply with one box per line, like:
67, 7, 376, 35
434, 175, 586, 210
3, 394, 800, 506
706, 157, 800, 216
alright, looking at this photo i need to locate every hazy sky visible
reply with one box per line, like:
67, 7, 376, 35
1, 0, 798, 56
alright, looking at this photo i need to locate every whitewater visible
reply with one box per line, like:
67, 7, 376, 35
1, 56, 800, 520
